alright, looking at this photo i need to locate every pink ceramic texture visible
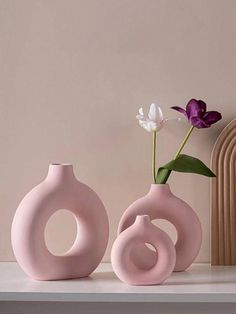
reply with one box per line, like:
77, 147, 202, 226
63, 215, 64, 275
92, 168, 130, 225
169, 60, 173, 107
111, 215, 176, 285
118, 184, 202, 272
11, 163, 109, 280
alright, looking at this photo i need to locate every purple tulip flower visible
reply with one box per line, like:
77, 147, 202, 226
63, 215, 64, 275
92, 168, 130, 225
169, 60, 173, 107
171, 99, 222, 128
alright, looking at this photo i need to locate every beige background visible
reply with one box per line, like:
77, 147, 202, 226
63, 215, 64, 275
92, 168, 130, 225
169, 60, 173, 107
0, 0, 235, 262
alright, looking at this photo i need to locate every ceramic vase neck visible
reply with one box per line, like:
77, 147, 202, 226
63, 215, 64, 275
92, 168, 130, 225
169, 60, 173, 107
46, 163, 76, 183
148, 184, 172, 197
134, 215, 151, 228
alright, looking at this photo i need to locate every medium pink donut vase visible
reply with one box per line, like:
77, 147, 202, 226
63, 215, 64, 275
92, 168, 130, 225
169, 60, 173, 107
118, 184, 202, 272
11, 163, 109, 280
111, 215, 176, 285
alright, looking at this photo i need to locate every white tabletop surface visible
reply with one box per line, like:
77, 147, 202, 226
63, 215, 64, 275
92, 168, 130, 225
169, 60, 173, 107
0, 262, 236, 303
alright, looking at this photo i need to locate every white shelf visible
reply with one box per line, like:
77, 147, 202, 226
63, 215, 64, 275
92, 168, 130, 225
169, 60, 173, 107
0, 262, 236, 303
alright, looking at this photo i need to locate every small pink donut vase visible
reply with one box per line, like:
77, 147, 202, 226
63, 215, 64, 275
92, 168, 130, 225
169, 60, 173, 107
11, 163, 109, 281
111, 215, 176, 285
117, 184, 202, 274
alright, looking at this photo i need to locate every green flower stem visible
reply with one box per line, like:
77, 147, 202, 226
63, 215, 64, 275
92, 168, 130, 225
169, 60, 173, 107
152, 130, 157, 183
174, 125, 194, 159
156, 125, 195, 184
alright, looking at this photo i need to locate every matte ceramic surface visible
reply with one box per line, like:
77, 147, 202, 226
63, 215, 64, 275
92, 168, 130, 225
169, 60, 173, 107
111, 215, 176, 285
11, 163, 109, 280
118, 184, 202, 271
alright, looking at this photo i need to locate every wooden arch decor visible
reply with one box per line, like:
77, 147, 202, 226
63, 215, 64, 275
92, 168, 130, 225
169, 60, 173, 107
211, 118, 236, 265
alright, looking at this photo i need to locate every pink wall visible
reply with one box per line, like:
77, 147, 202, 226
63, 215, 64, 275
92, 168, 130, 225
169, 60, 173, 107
0, 0, 235, 262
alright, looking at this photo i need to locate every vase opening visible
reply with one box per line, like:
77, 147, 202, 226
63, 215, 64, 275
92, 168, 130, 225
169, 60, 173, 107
46, 163, 76, 182
148, 183, 172, 196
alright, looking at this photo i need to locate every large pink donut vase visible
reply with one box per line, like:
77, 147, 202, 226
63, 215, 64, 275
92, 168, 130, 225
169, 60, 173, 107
11, 163, 109, 281
111, 215, 176, 285
118, 184, 202, 272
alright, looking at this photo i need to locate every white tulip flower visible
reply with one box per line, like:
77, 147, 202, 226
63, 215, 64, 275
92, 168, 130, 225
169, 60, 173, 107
136, 103, 165, 132
136, 103, 181, 132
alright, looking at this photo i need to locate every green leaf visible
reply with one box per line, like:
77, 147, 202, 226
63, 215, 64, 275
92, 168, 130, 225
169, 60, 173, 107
156, 168, 172, 184
156, 154, 216, 184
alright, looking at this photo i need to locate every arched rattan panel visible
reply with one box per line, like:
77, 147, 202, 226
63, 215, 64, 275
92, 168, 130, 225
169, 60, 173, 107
211, 118, 236, 265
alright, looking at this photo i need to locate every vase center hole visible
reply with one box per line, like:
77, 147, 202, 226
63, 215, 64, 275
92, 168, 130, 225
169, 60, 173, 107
145, 243, 156, 252
150, 219, 177, 245
44, 209, 77, 256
